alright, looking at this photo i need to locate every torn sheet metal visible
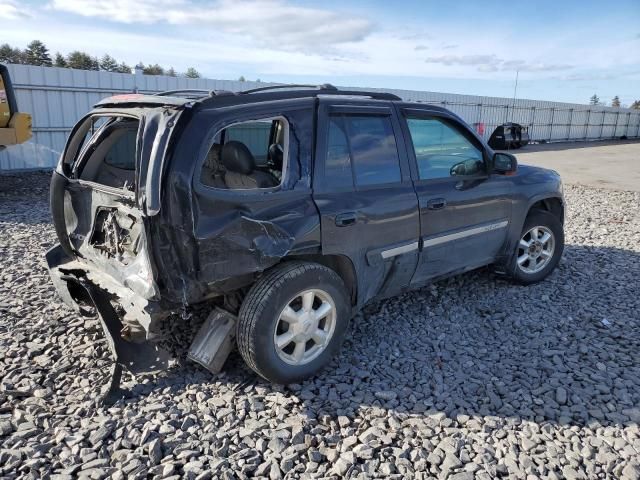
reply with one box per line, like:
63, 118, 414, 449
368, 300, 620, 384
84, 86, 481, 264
188, 308, 237, 374
60, 272, 172, 375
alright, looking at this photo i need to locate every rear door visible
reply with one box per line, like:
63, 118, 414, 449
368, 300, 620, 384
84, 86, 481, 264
397, 107, 513, 285
313, 100, 420, 305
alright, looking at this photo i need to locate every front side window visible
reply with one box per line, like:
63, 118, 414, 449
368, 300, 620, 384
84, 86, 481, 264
406, 117, 484, 180
323, 114, 401, 188
201, 117, 287, 190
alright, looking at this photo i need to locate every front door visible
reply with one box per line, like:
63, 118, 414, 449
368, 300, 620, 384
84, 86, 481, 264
313, 100, 420, 306
397, 109, 513, 285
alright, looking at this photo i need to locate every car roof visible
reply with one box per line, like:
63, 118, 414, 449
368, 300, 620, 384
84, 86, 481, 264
95, 84, 400, 109
94, 84, 454, 116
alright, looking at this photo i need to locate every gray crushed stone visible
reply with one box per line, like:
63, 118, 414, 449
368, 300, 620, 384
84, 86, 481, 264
1, 171, 639, 479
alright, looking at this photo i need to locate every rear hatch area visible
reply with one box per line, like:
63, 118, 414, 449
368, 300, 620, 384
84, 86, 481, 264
47, 107, 180, 375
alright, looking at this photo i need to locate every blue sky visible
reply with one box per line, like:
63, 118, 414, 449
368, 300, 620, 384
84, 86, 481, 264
2, 0, 639, 105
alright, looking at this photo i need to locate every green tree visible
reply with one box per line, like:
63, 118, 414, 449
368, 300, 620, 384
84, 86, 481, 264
238, 75, 246, 82
53, 52, 67, 68
24, 40, 52, 66
0, 43, 24, 64
166, 67, 177, 77
66, 51, 99, 70
184, 67, 201, 78
143, 63, 164, 75
589, 94, 600, 105
630, 100, 640, 110
115, 62, 132, 74
611, 96, 621, 108
99, 54, 119, 72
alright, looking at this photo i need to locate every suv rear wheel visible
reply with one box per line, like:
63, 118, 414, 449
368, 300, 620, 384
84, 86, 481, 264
506, 210, 564, 284
237, 261, 350, 383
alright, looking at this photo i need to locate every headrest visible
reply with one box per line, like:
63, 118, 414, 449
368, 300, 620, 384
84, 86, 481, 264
222, 141, 255, 175
269, 143, 284, 170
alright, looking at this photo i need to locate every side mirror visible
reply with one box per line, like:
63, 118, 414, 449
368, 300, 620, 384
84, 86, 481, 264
450, 158, 482, 177
492, 152, 518, 175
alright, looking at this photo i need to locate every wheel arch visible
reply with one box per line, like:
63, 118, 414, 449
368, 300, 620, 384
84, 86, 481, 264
497, 193, 565, 270
527, 195, 565, 224
283, 253, 357, 307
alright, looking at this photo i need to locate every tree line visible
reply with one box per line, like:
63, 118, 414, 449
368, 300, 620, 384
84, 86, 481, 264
590, 94, 639, 110
0, 40, 202, 78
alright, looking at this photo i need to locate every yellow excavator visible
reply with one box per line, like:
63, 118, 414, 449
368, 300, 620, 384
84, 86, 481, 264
0, 64, 32, 149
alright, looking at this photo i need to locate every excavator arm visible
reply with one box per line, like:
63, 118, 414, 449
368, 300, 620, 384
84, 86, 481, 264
0, 64, 32, 148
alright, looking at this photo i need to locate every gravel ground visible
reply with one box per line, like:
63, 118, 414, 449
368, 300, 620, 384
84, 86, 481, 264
1, 172, 640, 480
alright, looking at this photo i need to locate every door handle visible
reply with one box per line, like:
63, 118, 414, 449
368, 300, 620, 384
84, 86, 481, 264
335, 212, 357, 227
427, 198, 447, 210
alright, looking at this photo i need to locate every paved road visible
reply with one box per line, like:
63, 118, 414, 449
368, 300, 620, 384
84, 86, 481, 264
506, 140, 640, 192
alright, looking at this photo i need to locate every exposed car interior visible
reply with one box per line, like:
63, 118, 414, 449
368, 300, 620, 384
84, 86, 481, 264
201, 118, 286, 189
75, 117, 138, 191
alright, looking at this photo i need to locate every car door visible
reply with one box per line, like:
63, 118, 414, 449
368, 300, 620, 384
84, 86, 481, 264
397, 107, 513, 285
313, 100, 420, 306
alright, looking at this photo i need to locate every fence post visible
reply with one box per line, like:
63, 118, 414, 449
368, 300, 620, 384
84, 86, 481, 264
599, 111, 605, 139
134, 65, 144, 93
549, 107, 556, 142
529, 106, 536, 141
566, 108, 573, 141
625, 112, 631, 137
614, 111, 620, 138
637, 113, 640, 138
584, 110, 591, 139
476, 103, 484, 139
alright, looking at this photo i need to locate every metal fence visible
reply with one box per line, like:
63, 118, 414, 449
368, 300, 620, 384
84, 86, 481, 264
1, 63, 639, 171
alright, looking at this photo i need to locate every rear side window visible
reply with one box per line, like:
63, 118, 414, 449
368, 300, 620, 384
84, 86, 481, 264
200, 117, 288, 190
324, 114, 401, 188
224, 120, 273, 165
324, 116, 353, 188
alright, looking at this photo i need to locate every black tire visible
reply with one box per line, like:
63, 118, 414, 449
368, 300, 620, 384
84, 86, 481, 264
505, 210, 564, 285
237, 261, 351, 384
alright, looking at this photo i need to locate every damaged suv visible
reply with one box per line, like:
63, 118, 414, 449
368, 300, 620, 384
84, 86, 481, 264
47, 84, 564, 388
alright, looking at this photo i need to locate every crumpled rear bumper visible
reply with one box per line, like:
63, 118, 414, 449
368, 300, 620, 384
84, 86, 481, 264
46, 244, 172, 374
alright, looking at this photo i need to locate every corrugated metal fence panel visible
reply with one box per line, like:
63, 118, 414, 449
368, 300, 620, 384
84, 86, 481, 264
1, 63, 639, 171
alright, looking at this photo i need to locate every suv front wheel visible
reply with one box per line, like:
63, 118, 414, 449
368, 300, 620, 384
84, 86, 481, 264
506, 209, 564, 284
237, 261, 351, 384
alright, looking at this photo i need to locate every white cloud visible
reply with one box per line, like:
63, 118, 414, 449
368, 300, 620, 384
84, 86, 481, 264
0, 0, 29, 19
48, 0, 373, 50
425, 54, 573, 72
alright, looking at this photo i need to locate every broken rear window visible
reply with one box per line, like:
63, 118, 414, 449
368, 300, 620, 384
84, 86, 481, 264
200, 117, 288, 190
70, 116, 139, 191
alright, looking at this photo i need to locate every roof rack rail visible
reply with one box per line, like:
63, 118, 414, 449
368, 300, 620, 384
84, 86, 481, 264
156, 89, 238, 99
239, 83, 338, 94
236, 83, 401, 101
156, 89, 211, 97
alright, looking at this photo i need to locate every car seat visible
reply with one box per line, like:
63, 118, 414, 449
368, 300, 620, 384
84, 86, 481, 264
222, 141, 279, 189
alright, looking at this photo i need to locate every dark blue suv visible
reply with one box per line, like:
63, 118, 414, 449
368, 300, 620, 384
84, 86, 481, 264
47, 84, 564, 389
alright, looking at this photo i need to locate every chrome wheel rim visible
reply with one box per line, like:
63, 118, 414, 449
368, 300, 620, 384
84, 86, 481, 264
273, 289, 336, 366
517, 225, 555, 274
